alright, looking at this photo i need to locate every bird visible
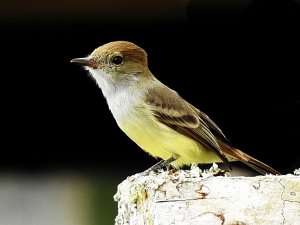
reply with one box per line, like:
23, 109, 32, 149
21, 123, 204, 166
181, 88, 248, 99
71, 41, 280, 175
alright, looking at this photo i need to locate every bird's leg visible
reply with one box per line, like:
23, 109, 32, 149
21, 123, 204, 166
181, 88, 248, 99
141, 156, 177, 176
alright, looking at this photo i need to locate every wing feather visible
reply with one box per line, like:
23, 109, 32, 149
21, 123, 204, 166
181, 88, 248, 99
145, 84, 232, 171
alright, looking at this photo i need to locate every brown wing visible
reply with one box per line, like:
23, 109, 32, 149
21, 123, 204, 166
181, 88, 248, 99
145, 84, 232, 171
189, 103, 228, 142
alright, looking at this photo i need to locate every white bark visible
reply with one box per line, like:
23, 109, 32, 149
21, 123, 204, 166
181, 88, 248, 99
114, 168, 300, 225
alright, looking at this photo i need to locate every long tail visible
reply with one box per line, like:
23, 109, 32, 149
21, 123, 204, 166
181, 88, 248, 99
218, 141, 281, 175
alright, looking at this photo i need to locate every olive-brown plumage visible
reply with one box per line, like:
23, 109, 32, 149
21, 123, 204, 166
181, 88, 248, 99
71, 41, 280, 175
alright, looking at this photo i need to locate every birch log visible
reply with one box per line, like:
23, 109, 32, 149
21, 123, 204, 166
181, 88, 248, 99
114, 167, 300, 225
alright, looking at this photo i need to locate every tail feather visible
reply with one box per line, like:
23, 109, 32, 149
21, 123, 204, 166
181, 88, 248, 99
218, 141, 281, 175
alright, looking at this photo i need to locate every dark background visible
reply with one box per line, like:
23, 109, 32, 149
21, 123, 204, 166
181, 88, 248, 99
1, 0, 300, 175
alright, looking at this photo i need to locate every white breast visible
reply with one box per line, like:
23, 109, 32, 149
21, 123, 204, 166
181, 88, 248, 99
106, 88, 142, 123
88, 68, 143, 123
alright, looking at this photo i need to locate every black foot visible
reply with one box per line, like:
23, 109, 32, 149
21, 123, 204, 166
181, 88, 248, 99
141, 156, 177, 176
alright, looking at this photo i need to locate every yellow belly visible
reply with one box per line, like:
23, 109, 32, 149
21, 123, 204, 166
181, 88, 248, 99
118, 113, 222, 168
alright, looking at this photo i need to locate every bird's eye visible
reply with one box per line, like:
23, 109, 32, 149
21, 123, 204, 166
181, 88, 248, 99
112, 56, 123, 65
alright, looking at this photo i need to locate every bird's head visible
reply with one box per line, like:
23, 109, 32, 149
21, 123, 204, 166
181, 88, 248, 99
71, 41, 150, 83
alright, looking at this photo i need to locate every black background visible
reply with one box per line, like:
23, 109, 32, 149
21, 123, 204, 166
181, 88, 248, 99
1, 0, 300, 174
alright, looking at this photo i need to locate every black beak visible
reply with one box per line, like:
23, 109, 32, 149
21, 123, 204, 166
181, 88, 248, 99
70, 57, 98, 69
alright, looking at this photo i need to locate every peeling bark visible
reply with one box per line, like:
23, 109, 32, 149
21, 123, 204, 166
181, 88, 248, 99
114, 169, 300, 225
